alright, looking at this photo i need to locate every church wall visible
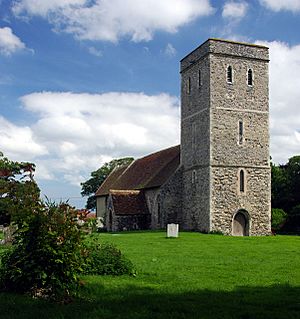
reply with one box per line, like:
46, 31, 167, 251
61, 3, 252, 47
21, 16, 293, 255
112, 214, 151, 232
210, 55, 268, 112
180, 39, 271, 235
208, 42, 271, 235
144, 188, 160, 229
181, 109, 210, 169
211, 110, 269, 167
180, 51, 211, 232
159, 166, 183, 228
181, 167, 210, 232
181, 54, 210, 120
211, 167, 271, 235
96, 196, 106, 218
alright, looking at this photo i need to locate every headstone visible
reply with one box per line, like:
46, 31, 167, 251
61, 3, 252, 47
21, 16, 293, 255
167, 223, 179, 238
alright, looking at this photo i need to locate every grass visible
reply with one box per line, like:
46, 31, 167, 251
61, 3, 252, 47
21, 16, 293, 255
0, 231, 300, 318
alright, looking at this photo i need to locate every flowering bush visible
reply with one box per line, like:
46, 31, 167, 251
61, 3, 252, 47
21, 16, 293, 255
0, 201, 84, 301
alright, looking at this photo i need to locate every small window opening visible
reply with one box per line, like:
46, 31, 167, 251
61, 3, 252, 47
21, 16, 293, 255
192, 122, 196, 150
192, 170, 197, 184
187, 77, 191, 94
240, 170, 245, 193
157, 195, 161, 225
198, 69, 202, 88
247, 69, 253, 86
227, 66, 233, 83
238, 120, 243, 145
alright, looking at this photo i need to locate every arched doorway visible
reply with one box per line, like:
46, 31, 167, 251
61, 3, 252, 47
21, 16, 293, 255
232, 210, 249, 236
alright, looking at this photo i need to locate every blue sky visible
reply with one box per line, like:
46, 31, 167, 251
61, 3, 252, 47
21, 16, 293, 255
0, 0, 300, 208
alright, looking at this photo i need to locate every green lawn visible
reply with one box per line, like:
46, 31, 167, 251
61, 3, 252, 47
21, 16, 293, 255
0, 231, 300, 319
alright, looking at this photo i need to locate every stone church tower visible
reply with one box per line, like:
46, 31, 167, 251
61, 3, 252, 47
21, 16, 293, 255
180, 39, 271, 235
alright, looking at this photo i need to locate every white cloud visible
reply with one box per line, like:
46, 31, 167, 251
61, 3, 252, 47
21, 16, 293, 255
0, 27, 26, 55
12, 0, 86, 17
256, 40, 300, 164
88, 46, 102, 57
0, 116, 48, 160
259, 0, 300, 12
164, 43, 177, 57
0, 91, 179, 187
222, 1, 248, 19
12, 0, 214, 42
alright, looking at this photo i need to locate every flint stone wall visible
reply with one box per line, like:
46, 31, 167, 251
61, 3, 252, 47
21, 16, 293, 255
211, 167, 271, 235
112, 214, 151, 232
159, 166, 183, 228
180, 39, 271, 235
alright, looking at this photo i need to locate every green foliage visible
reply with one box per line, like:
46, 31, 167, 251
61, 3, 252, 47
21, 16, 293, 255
0, 232, 300, 318
0, 152, 136, 301
0, 152, 39, 228
83, 239, 135, 276
271, 156, 300, 233
81, 157, 134, 209
0, 201, 84, 300
271, 156, 300, 213
271, 208, 287, 231
271, 162, 288, 210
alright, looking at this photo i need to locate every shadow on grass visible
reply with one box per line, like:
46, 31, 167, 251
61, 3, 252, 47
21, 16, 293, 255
0, 284, 300, 319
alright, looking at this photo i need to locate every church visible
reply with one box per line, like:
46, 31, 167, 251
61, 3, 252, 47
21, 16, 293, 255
95, 38, 271, 236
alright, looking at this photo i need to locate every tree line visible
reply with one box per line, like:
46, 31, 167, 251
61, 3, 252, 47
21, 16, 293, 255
271, 156, 300, 233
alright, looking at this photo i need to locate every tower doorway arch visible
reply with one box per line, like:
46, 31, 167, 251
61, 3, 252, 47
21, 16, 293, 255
232, 209, 249, 236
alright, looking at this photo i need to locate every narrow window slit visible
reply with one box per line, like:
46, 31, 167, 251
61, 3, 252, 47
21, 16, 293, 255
227, 66, 233, 83
247, 69, 253, 86
238, 120, 243, 145
240, 170, 245, 193
187, 77, 191, 94
198, 69, 202, 88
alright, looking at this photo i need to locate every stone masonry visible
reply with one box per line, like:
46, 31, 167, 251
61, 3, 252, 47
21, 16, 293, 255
180, 39, 271, 235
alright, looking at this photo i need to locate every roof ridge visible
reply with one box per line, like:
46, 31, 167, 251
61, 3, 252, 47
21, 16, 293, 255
138, 144, 179, 161
110, 189, 140, 195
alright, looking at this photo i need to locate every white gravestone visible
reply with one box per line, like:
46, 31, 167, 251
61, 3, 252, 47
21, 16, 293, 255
167, 223, 179, 238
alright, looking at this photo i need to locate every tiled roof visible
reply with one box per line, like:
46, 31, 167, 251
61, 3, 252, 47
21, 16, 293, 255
95, 145, 180, 196
95, 165, 129, 197
110, 190, 149, 215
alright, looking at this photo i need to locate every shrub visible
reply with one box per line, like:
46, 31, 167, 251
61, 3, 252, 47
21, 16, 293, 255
83, 240, 135, 276
0, 201, 84, 301
271, 208, 287, 232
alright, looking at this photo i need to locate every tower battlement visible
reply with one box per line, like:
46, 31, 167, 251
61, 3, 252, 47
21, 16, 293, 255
181, 38, 269, 73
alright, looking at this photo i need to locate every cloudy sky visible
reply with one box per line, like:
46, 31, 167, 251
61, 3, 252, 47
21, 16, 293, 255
0, 0, 300, 208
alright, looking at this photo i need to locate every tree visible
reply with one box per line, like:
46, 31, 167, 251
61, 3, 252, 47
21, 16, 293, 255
81, 157, 134, 210
0, 152, 134, 300
0, 201, 84, 300
271, 156, 300, 233
285, 156, 300, 210
0, 152, 84, 300
0, 152, 39, 228
271, 161, 288, 212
